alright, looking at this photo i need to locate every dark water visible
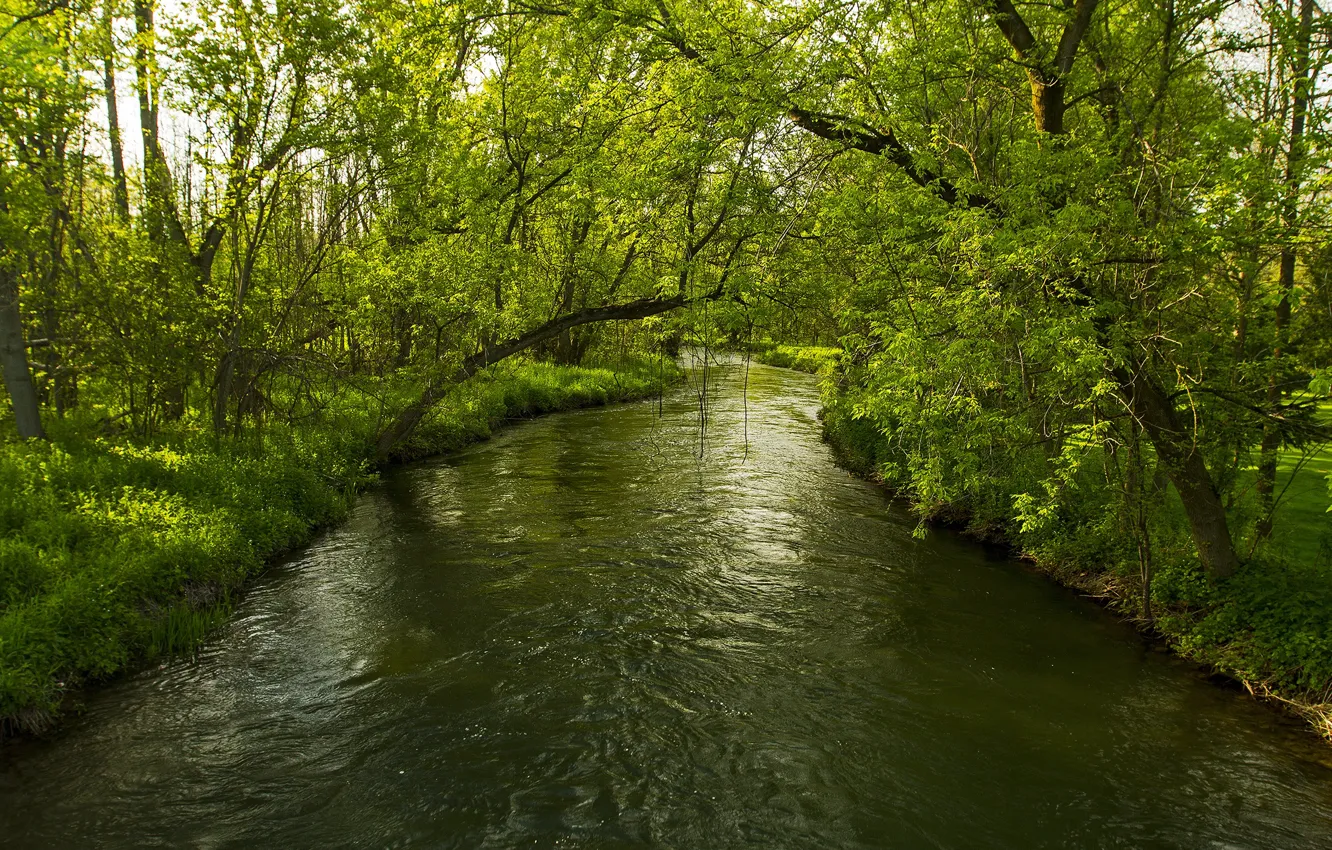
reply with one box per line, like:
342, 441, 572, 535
3, 360, 1332, 848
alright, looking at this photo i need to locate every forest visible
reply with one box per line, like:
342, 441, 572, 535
2, 0, 1332, 760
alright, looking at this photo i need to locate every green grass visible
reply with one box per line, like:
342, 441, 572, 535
0, 358, 676, 735
1266, 444, 1332, 566
751, 344, 842, 374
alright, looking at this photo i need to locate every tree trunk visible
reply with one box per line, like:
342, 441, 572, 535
102, 0, 129, 221
212, 349, 236, 434
1255, 0, 1314, 540
133, 0, 184, 251
0, 268, 46, 439
553, 271, 579, 364
1127, 423, 1153, 621
392, 308, 413, 368
1119, 368, 1239, 579
1254, 247, 1295, 538
1029, 74, 1065, 135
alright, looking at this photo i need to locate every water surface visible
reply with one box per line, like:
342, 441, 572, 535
3, 360, 1331, 848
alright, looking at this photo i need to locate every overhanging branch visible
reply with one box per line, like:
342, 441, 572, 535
786, 107, 998, 211
373, 289, 723, 460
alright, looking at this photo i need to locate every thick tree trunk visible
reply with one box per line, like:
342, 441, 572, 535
0, 269, 46, 439
985, 0, 1096, 135
1029, 74, 1066, 134
1118, 368, 1239, 579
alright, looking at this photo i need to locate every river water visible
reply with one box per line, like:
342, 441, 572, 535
2, 360, 1331, 848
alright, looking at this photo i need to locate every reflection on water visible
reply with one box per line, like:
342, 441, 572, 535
2, 359, 1331, 848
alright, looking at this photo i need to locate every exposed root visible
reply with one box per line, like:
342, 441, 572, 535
1246, 682, 1332, 742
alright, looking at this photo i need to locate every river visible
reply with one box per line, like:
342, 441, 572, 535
2, 359, 1331, 848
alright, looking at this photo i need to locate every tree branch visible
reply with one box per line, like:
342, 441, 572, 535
373, 289, 723, 459
786, 107, 997, 211
1055, 0, 1099, 75
984, 0, 1038, 58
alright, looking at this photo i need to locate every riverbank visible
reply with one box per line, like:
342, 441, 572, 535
0, 359, 678, 737
750, 343, 842, 375
751, 344, 1332, 743
8, 351, 1332, 848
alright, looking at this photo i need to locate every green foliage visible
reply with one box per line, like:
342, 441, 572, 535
1165, 558, 1332, 693
3, 0, 1332, 739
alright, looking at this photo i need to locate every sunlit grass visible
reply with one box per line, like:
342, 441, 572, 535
1266, 444, 1332, 565
751, 344, 842, 374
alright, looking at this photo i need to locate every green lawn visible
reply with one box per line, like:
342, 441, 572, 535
1268, 443, 1332, 566
751, 344, 842, 374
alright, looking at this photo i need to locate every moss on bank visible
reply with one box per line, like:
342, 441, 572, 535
0, 360, 677, 736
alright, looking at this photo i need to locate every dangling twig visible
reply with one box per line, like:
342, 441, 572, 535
743, 320, 752, 463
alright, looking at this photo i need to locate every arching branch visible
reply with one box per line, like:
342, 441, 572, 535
786, 108, 998, 211
373, 290, 722, 460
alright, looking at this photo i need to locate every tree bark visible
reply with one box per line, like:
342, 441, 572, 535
1118, 367, 1239, 579
1028, 74, 1066, 135
134, 0, 182, 249
212, 349, 237, 435
985, 0, 1098, 135
102, 0, 129, 221
1255, 0, 1314, 540
552, 216, 593, 364
211, 193, 271, 434
1255, 248, 1295, 538
0, 267, 46, 439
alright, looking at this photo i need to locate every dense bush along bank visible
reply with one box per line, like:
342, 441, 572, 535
0, 361, 676, 737
756, 345, 1332, 741
825, 393, 1332, 741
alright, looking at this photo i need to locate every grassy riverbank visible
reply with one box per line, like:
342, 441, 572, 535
757, 344, 1332, 741
0, 359, 676, 736
750, 344, 842, 375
